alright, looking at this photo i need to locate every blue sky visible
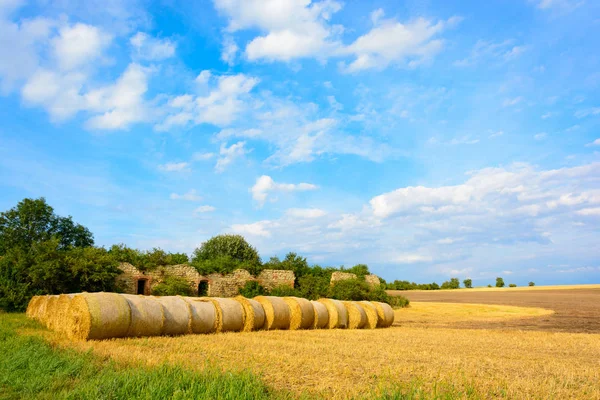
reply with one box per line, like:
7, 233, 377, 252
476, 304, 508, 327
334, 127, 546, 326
1, 0, 599, 286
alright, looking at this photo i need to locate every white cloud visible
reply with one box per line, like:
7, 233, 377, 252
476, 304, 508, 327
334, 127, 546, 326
170, 189, 202, 201
157, 72, 259, 131
342, 16, 460, 72
195, 205, 216, 213
534, 132, 547, 140
533, 0, 584, 11
576, 208, 600, 216
130, 32, 176, 60
586, 138, 600, 147
454, 40, 526, 67
221, 36, 238, 65
230, 220, 273, 237
192, 152, 215, 161
215, 141, 248, 172
286, 208, 327, 219
575, 107, 600, 119
52, 23, 112, 70
489, 131, 504, 139
84, 63, 149, 129
502, 96, 523, 107
158, 162, 190, 172
370, 162, 600, 219
251, 175, 318, 206
396, 254, 433, 263
214, 0, 343, 62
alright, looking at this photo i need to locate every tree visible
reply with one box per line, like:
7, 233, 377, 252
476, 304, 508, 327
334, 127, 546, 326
529, 281, 535, 287
441, 277, 460, 289
509, 283, 517, 287
463, 278, 473, 288
496, 277, 505, 288
0, 197, 93, 255
192, 234, 260, 271
347, 264, 370, 278
152, 276, 193, 296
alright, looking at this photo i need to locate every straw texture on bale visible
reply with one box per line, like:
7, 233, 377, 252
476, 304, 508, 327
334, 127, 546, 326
310, 300, 329, 329
45, 296, 60, 329
66, 292, 131, 340
343, 301, 368, 329
26, 296, 40, 319
254, 296, 291, 330
283, 297, 315, 330
202, 297, 245, 333
359, 301, 378, 329
53, 294, 76, 333
122, 294, 165, 337
372, 301, 395, 328
184, 297, 218, 334
235, 296, 266, 332
38, 295, 58, 328
154, 296, 191, 336
317, 298, 348, 329
34, 296, 49, 323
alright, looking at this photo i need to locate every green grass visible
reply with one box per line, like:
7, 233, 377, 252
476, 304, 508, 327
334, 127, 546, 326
0, 313, 480, 400
0, 314, 287, 400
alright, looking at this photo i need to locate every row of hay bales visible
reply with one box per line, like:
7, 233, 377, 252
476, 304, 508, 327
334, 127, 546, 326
26, 293, 395, 341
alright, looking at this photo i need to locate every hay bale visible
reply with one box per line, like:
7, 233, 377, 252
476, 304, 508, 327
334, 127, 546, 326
372, 301, 395, 328
317, 298, 348, 329
122, 294, 165, 337
310, 300, 329, 329
201, 297, 244, 333
283, 297, 314, 330
33, 296, 49, 322
183, 297, 217, 334
343, 301, 367, 329
26, 296, 40, 319
235, 296, 266, 332
253, 296, 291, 330
154, 296, 192, 336
54, 294, 77, 333
45, 296, 60, 330
359, 301, 378, 329
66, 292, 131, 340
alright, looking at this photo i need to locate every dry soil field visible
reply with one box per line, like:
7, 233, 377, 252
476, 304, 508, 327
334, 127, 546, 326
393, 286, 600, 333
20, 288, 600, 399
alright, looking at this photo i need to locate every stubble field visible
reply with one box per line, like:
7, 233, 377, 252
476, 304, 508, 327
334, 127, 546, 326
15, 287, 600, 399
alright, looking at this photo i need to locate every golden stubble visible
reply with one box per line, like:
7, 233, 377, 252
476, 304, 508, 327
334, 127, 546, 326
36, 302, 600, 399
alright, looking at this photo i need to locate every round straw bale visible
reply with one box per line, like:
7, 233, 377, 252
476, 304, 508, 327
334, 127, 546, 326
34, 296, 50, 323
317, 298, 348, 329
310, 300, 329, 329
253, 296, 291, 330
235, 296, 265, 332
202, 297, 244, 333
183, 297, 217, 334
343, 301, 367, 329
26, 296, 40, 319
359, 301, 378, 329
66, 292, 131, 340
41, 295, 59, 329
283, 297, 314, 330
121, 294, 165, 337
54, 294, 77, 333
372, 301, 395, 328
154, 296, 192, 336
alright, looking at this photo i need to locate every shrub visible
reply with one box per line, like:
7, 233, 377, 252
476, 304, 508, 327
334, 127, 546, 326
151, 276, 193, 296
238, 281, 265, 298
268, 284, 297, 297
487, 284, 492, 288
496, 277, 505, 288
192, 234, 260, 267
328, 279, 371, 301
463, 278, 473, 288
509, 283, 517, 287
529, 281, 535, 287
295, 274, 330, 300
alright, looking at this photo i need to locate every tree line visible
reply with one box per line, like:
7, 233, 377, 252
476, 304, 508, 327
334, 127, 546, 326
0, 198, 406, 311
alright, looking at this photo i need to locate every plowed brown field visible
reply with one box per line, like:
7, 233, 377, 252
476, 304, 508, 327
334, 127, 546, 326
392, 287, 600, 333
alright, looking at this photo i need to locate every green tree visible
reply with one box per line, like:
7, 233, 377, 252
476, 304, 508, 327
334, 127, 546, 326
496, 277, 505, 288
0, 198, 93, 255
238, 281, 266, 298
191, 235, 261, 275
152, 276, 193, 296
441, 277, 460, 289
347, 264, 370, 278
463, 278, 473, 288
528, 281, 535, 287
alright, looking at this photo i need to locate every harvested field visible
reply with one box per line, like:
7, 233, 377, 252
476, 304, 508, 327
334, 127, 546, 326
19, 300, 595, 399
394, 287, 600, 333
